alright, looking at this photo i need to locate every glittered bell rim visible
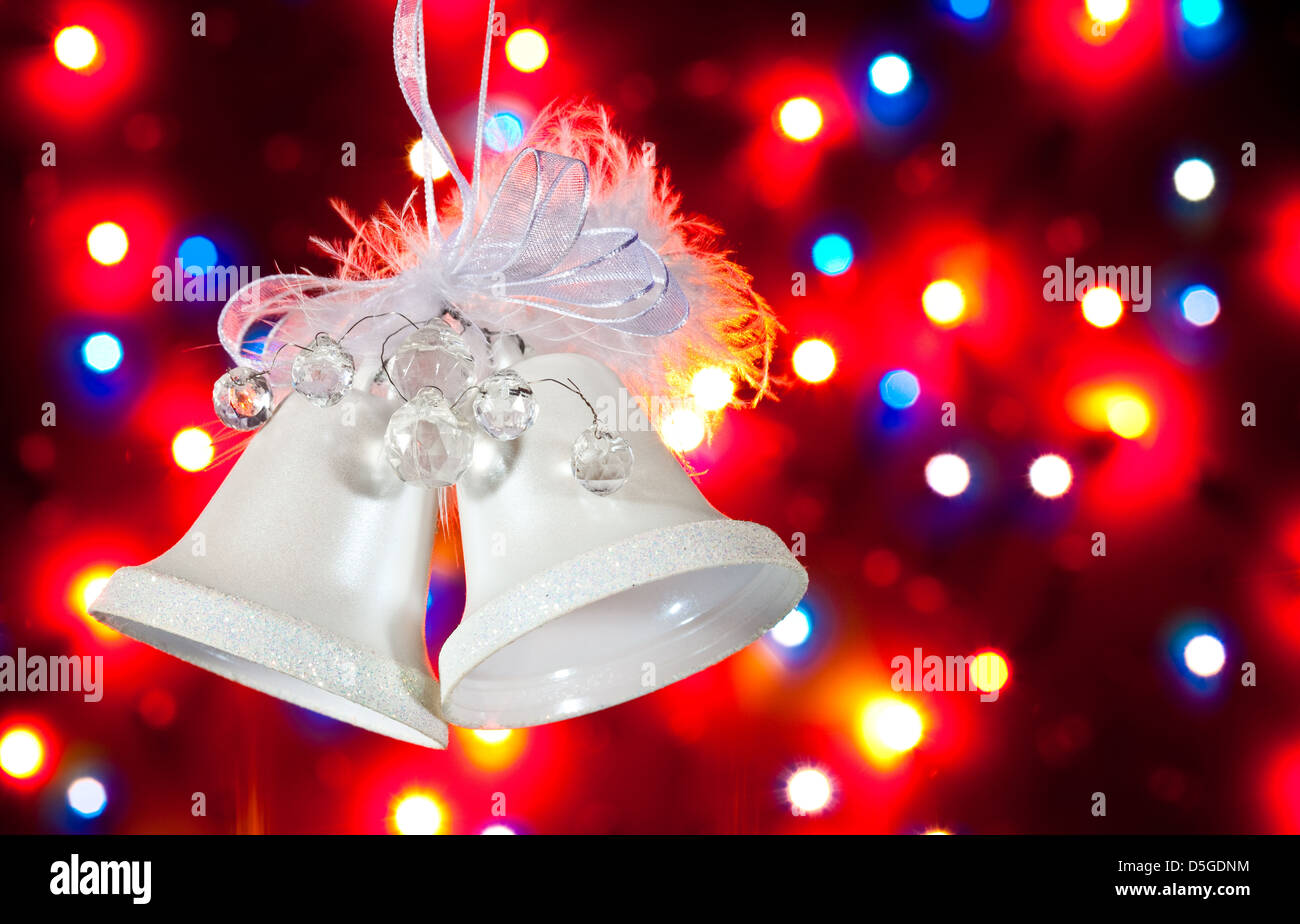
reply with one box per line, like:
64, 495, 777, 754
438, 519, 807, 729
93, 379, 448, 748
92, 568, 448, 749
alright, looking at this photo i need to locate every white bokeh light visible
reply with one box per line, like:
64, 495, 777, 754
394, 794, 442, 834
408, 138, 450, 180
1028, 454, 1072, 498
769, 608, 812, 647
869, 54, 912, 95
1184, 634, 1226, 677
67, 777, 108, 818
1173, 158, 1215, 202
786, 768, 832, 813
925, 453, 971, 497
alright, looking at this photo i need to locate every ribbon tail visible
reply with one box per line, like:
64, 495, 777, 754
394, 0, 475, 251
463, 0, 496, 261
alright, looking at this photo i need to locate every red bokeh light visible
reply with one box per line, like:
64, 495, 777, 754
16, 3, 143, 121
1018, 0, 1167, 100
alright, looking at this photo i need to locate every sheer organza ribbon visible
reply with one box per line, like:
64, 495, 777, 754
219, 0, 688, 376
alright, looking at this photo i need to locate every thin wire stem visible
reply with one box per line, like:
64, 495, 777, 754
532, 377, 601, 428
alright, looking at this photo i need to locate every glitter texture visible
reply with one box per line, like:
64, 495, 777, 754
93, 567, 448, 749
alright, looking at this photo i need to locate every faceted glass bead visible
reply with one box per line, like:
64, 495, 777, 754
383, 387, 475, 487
571, 427, 634, 495
291, 333, 355, 407
386, 320, 475, 402
213, 366, 273, 431
473, 370, 538, 440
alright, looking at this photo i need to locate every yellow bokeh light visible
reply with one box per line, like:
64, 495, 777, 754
661, 408, 706, 452
393, 793, 444, 834
472, 729, 512, 744
459, 726, 526, 769
82, 576, 110, 612
922, 279, 966, 326
690, 366, 734, 412
1105, 395, 1151, 439
408, 138, 450, 180
1081, 286, 1123, 328
793, 339, 836, 383
505, 28, 549, 73
70, 566, 121, 638
69, 566, 122, 639
54, 26, 98, 70
862, 697, 923, 756
778, 97, 823, 142
87, 222, 128, 265
969, 651, 1009, 694
172, 427, 214, 472
1086, 0, 1129, 24
0, 728, 44, 779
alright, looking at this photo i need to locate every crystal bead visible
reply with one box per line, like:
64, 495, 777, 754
383, 387, 475, 487
571, 427, 634, 495
213, 367, 273, 431
385, 320, 475, 402
291, 333, 355, 407
473, 370, 538, 440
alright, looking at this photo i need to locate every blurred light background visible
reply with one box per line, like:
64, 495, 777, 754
3, 0, 1300, 834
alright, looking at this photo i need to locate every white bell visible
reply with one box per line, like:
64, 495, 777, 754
90, 385, 449, 749
441, 352, 808, 729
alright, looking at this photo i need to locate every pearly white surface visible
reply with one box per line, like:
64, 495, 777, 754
443, 352, 808, 728
91, 383, 448, 748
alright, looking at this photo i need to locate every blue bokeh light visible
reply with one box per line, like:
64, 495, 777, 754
485, 112, 525, 152
863, 53, 926, 125
1181, 0, 1223, 28
811, 233, 854, 276
950, 0, 991, 21
81, 332, 123, 373
178, 234, 218, 271
1179, 285, 1220, 326
879, 369, 921, 409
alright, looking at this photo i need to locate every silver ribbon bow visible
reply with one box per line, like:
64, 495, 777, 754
219, 0, 687, 376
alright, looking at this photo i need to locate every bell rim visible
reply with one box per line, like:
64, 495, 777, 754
91, 566, 449, 749
438, 518, 808, 729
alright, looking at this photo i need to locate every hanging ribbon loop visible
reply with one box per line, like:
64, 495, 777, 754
219, 0, 689, 378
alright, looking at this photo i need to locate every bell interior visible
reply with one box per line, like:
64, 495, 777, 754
445, 561, 802, 728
